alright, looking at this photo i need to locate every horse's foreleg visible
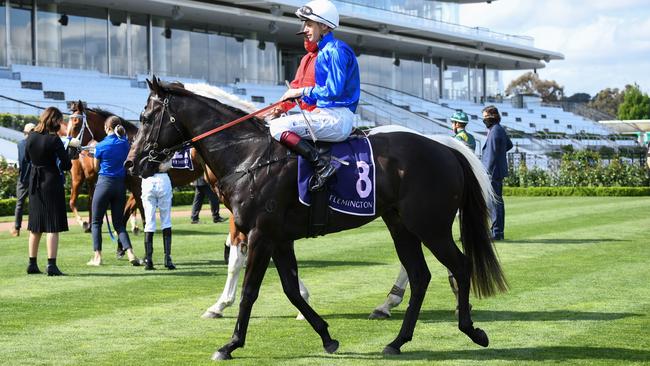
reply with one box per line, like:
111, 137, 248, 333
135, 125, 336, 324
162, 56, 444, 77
212, 231, 271, 361
370, 265, 409, 319
382, 212, 431, 355
271, 242, 338, 354
202, 235, 247, 319
69, 177, 86, 230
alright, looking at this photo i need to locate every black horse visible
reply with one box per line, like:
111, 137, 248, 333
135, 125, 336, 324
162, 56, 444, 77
127, 76, 508, 361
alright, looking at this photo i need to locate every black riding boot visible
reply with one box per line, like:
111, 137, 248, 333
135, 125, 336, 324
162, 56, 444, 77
143, 232, 155, 270
163, 228, 176, 270
282, 133, 336, 191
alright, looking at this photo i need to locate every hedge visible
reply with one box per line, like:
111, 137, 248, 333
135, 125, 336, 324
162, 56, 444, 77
0, 191, 200, 216
504, 186, 650, 196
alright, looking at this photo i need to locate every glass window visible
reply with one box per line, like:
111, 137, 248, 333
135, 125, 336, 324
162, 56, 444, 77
10, 1, 32, 65
171, 27, 190, 77
130, 13, 148, 76
225, 36, 243, 84
423, 58, 439, 101
36, 0, 59, 67
109, 10, 127, 75
397, 57, 423, 97
58, 4, 107, 72
0, 2, 6, 66
151, 17, 171, 76
208, 32, 226, 84
190, 30, 209, 80
242, 37, 277, 84
469, 65, 483, 103
486, 68, 502, 98
444, 64, 469, 100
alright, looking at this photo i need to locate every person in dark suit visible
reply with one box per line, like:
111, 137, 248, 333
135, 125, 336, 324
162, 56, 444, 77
481, 105, 513, 241
25, 107, 78, 276
190, 176, 224, 224
10, 123, 35, 237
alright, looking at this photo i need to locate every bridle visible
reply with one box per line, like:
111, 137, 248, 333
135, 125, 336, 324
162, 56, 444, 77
144, 94, 189, 163
67, 112, 94, 147
142, 91, 285, 164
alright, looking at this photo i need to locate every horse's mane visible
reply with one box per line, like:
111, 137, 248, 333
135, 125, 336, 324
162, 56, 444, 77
159, 81, 259, 118
89, 107, 138, 132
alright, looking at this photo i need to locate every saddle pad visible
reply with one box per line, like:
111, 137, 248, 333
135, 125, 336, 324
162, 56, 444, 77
298, 137, 375, 216
171, 148, 193, 170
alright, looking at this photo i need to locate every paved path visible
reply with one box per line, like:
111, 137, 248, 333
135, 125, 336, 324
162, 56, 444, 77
2, 209, 231, 233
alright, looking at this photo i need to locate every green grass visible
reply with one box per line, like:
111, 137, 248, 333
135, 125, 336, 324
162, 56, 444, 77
1, 197, 649, 365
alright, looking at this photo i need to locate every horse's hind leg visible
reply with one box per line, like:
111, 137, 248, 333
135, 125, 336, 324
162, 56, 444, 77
421, 232, 488, 347
382, 211, 431, 355
369, 265, 408, 319
271, 241, 338, 354
212, 230, 272, 361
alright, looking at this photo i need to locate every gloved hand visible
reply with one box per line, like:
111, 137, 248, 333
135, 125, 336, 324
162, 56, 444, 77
68, 137, 81, 148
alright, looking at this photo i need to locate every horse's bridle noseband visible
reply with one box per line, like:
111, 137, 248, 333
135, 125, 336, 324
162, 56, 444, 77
144, 94, 191, 163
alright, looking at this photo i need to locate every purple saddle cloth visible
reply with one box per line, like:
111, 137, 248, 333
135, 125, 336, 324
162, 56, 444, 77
171, 148, 193, 170
298, 137, 375, 216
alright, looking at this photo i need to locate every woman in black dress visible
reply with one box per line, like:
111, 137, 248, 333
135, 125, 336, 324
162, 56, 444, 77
25, 107, 75, 276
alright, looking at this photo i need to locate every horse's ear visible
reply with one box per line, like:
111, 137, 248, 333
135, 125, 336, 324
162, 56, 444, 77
150, 75, 164, 96
146, 78, 154, 91
77, 100, 84, 112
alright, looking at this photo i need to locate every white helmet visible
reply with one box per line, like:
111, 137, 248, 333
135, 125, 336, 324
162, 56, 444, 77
295, 0, 339, 29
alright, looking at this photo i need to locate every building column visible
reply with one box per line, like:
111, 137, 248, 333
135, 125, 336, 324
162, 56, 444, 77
106, 9, 111, 75
439, 58, 444, 100
5, 0, 11, 66
147, 15, 152, 75
481, 64, 487, 102
126, 13, 132, 77
31, 0, 37, 65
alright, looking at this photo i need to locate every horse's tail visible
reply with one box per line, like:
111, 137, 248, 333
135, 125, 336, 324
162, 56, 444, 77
452, 148, 508, 298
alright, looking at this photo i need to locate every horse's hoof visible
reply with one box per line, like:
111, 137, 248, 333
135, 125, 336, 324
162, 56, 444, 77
382, 345, 401, 355
211, 351, 232, 361
201, 311, 223, 319
324, 340, 339, 354
82, 222, 90, 231
133, 227, 141, 235
369, 309, 390, 320
470, 327, 489, 347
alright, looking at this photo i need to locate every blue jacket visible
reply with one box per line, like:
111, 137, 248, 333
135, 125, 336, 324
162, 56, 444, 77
95, 134, 130, 178
481, 123, 513, 180
303, 32, 360, 112
17, 138, 31, 184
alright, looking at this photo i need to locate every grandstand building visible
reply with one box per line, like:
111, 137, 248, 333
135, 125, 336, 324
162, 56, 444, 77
0, 0, 638, 164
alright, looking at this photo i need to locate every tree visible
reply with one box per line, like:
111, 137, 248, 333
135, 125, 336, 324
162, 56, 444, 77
505, 72, 564, 102
618, 83, 650, 120
588, 87, 625, 117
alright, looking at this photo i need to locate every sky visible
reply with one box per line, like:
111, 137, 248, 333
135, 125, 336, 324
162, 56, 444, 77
459, 0, 650, 96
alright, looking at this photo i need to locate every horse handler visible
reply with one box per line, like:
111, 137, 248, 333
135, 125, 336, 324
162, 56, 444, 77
270, 0, 360, 191
141, 161, 175, 270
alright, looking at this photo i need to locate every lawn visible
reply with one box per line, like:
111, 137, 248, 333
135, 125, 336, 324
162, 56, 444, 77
0, 197, 649, 365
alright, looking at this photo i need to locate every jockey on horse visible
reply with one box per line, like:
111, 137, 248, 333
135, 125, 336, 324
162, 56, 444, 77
271, 0, 360, 191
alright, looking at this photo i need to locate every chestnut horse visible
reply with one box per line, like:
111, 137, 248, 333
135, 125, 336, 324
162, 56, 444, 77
128, 77, 508, 360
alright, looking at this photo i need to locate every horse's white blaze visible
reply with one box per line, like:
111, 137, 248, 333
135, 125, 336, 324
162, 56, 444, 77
368, 125, 496, 208
184, 83, 258, 114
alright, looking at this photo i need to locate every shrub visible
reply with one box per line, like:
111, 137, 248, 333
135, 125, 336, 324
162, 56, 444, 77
0, 157, 19, 199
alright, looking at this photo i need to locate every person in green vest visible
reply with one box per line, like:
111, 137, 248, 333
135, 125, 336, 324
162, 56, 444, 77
451, 110, 476, 152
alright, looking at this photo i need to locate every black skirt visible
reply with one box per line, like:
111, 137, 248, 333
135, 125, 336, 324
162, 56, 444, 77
27, 166, 69, 233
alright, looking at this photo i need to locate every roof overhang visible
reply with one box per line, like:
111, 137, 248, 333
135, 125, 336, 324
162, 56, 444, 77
78, 0, 562, 70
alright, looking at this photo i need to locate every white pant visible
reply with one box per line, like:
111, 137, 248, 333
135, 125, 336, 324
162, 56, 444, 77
142, 173, 172, 232
269, 107, 355, 142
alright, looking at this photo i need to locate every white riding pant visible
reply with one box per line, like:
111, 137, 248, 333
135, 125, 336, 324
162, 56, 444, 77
269, 107, 355, 142
141, 173, 172, 232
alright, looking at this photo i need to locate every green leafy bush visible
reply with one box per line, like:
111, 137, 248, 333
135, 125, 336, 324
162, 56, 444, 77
0, 113, 39, 131
0, 158, 19, 199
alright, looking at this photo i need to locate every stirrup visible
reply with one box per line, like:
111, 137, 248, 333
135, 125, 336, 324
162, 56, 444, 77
308, 164, 337, 191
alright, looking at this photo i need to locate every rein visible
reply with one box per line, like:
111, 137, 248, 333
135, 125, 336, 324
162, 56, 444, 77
147, 95, 285, 163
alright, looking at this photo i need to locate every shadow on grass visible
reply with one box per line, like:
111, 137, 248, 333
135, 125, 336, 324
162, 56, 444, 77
504, 238, 626, 244
74, 270, 217, 277
343, 346, 649, 361
315, 309, 641, 322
